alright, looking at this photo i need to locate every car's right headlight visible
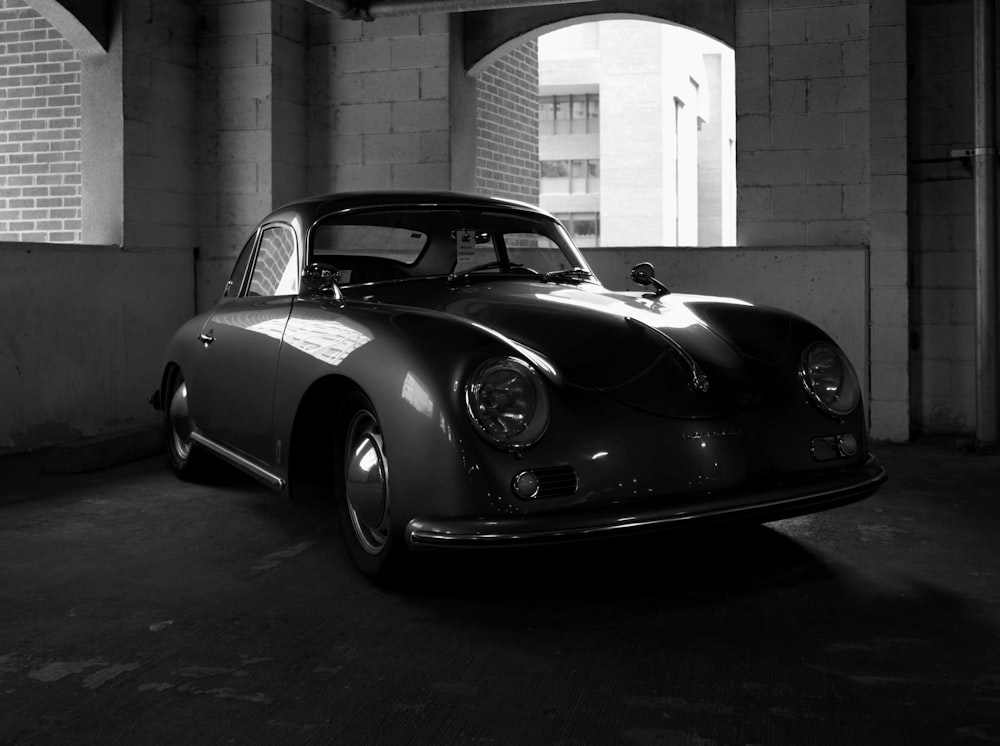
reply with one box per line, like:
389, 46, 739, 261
800, 341, 861, 417
465, 357, 549, 450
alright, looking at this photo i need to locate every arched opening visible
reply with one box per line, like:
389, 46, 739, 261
464, 16, 735, 251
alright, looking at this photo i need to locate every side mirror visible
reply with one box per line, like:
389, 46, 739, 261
629, 262, 670, 297
300, 263, 344, 301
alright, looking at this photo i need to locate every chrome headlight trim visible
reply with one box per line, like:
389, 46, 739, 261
465, 356, 550, 450
799, 341, 861, 418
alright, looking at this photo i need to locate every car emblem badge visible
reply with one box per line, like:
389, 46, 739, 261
683, 429, 743, 441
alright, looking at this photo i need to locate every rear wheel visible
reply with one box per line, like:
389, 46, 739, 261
336, 391, 403, 582
164, 370, 211, 479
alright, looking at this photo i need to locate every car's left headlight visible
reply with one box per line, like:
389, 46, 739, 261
466, 357, 549, 449
800, 341, 861, 417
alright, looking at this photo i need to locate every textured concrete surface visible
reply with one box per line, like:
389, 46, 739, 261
0, 440, 997, 745
40, 427, 162, 475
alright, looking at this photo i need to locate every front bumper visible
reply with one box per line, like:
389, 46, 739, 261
405, 456, 887, 549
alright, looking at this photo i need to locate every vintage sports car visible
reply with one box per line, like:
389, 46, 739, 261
152, 191, 886, 581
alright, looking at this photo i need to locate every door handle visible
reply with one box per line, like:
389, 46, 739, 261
198, 331, 215, 345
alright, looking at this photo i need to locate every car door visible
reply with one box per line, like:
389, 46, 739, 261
192, 222, 299, 465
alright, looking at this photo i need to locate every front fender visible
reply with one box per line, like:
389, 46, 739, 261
157, 312, 213, 402
271, 299, 554, 527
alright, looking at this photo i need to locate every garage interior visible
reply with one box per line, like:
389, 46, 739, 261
1, 0, 999, 743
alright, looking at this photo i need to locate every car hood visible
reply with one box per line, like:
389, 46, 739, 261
359, 279, 775, 419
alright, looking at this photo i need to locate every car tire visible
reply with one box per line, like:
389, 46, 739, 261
164, 370, 211, 480
336, 391, 403, 582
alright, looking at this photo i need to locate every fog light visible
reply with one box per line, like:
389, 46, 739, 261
512, 470, 540, 500
838, 434, 858, 456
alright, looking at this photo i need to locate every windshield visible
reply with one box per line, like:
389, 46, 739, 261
308, 207, 596, 286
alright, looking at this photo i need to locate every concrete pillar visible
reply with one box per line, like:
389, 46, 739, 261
80, 8, 123, 246
973, 0, 999, 449
121, 0, 199, 252
196, 0, 308, 309
271, 0, 308, 207
449, 14, 478, 194
868, 0, 910, 441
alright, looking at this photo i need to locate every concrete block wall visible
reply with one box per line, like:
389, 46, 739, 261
271, 0, 307, 208
307, 9, 452, 197
475, 40, 539, 202
198, 0, 280, 308
122, 0, 199, 251
194, 0, 307, 308
735, 0, 910, 440
867, 0, 909, 441
0, 0, 81, 243
908, 0, 976, 435
735, 0, 871, 248
0, 242, 193, 453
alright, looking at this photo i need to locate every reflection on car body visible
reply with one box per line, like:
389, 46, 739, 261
152, 191, 886, 582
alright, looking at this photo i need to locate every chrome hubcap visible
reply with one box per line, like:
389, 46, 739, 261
344, 409, 388, 555
168, 381, 193, 461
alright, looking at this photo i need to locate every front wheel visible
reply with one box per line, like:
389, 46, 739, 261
164, 370, 211, 480
336, 392, 404, 582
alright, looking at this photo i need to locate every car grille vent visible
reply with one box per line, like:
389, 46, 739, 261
533, 464, 579, 498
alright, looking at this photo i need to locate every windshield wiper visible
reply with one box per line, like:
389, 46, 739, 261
449, 261, 528, 283
542, 267, 593, 284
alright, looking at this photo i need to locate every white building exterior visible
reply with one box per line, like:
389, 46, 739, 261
538, 20, 736, 247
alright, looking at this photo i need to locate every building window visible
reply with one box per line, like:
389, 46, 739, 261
539, 94, 599, 135
556, 212, 600, 247
541, 159, 600, 194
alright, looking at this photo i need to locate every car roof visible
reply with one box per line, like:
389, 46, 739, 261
264, 190, 555, 226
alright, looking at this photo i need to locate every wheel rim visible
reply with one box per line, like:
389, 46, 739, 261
168, 380, 193, 461
344, 409, 389, 555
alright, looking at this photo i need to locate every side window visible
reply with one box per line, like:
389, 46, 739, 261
224, 233, 257, 298
247, 225, 299, 297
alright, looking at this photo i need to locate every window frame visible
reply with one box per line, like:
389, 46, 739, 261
539, 93, 599, 136
245, 221, 300, 298
224, 229, 261, 299
540, 158, 600, 194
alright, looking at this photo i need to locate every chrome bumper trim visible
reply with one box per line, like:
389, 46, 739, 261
406, 457, 887, 549
189, 432, 286, 490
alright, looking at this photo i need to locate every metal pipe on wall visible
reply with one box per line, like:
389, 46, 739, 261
974, 0, 999, 450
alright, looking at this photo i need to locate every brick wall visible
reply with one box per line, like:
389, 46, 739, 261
475, 40, 539, 203
0, 0, 81, 243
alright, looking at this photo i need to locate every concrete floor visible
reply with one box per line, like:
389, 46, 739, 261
0, 440, 998, 745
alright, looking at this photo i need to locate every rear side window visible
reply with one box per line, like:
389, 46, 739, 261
247, 225, 299, 296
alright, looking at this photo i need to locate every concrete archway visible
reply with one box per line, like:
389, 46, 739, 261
24, 0, 109, 57
451, 12, 735, 251
462, 0, 732, 73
